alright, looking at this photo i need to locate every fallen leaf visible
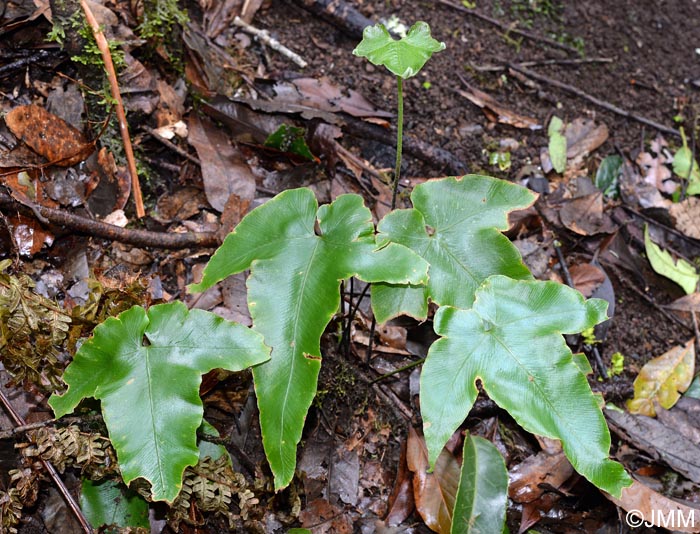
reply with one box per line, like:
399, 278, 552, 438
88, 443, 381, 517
406, 426, 458, 534
548, 116, 567, 173
570, 263, 606, 298
559, 192, 617, 235
627, 339, 695, 416
509, 447, 574, 504
665, 292, 700, 313
5, 105, 93, 166
644, 225, 699, 295
188, 114, 256, 212
456, 83, 541, 130
637, 151, 676, 194
565, 118, 608, 165
153, 187, 207, 223
299, 498, 353, 534
604, 480, 700, 533
670, 197, 700, 239
385, 441, 415, 527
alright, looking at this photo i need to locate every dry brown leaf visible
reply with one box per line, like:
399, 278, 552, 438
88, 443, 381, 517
565, 118, 608, 162
509, 449, 574, 504
627, 339, 695, 416
671, 196, 700, 239
299, 498, 353, 533
154, 187, 207, 223
456, 84, 541, 130
605, 480, 700, 532
570, 263, 606, 297
559, 192, 617, 235
666, 293, 700, 313
187, 114, 256, 212
5, 105, 93, 166
406, 426, 457, 534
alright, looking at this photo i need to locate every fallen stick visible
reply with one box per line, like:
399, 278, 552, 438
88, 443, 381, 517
290, 0, 376, 39
233, 16, 308, 68
436, 0, 580, 55
471, 57, 613, 72
0, 190, 218, 249
507, 62, 680, 138
80, 0, 145, 217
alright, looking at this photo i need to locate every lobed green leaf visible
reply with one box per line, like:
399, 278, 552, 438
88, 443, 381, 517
50, 302, 270, 503
371, 175, 535, 324
189, 189, 428, 489
421, 276, 632, 497
353, 21, 445, 79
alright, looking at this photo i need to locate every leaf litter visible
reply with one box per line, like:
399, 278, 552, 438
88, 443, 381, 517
3, 0, 700, 531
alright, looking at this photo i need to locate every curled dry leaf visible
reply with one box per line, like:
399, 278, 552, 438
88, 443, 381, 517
627, 339, 695, 416
5, 105, 93, 167
456, 83, 541, 130
406, 426, 458, 534
605, 480, 700, 533
570, 263, 606, 298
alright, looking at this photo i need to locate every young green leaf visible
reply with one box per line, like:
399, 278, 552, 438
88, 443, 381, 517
644, 224, 699, 294
371, 175, 535, 323
188, 189, 429, 489
595, 155, 622, 198
421, 276, 632, 497
451, 434, 508, 534
548, 116, 567, 174
673, 128, 700, 193
353, 21, 445, 79
80, 479, 149, 530
49, 302, 270, 503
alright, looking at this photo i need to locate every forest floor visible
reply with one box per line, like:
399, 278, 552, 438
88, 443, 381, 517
1, 0, 700, 532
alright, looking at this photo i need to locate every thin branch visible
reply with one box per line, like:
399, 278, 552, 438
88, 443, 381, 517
233, 16, 308, 68
80, 0, 145, 217
470, 57, 613, 72
0, 389, 94, 534
506, 62, 680, 137
0, 189, 218, 249
436, 0, 580, 55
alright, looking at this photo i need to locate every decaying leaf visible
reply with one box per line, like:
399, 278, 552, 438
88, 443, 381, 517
406, 426, 457, 534
188, 114, 256, 213
627, 339, 695, 416
605, 480, 700, 533
559, 192, 617, 235
670, 196, 700, 240
5, 105, 93, 166
456, 83, 540, 130
644, 225, 699, 295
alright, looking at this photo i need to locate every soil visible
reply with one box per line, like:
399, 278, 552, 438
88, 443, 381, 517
1, 0, 700, 532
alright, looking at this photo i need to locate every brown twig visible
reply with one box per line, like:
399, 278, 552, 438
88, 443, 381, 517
506, 62, 680, 137
0, 190, 218, 249
436, 0, 580, 55
141, 125, 202, 165
470, 57, 613, 72
80, 0, 145, 218
0, 390, 94, 534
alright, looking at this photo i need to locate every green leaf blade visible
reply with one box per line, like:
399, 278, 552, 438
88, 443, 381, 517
353, 21, 445, 78
80, 479, 149, 529
421, 276, 632, 497
644, 224, 699, 294
191, 190, 428, 490
50, 302, 270, 503
372, 176, 535, 323
451, 434, 508, 534
548, 116, 567, 174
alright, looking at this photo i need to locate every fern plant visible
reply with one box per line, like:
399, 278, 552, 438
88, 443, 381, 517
43, 20, 633, 533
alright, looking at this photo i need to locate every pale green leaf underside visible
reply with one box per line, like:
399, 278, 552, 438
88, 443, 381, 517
353, 21, 445, 78
548, 116, 567, 174
451, 434, 507, 534
371, 175, 536, 324
80, 479, 149, 529
50, 302, 270, 503
188, 189, 428, 489
421, 276, 632, 497
645, 224, 699, 294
